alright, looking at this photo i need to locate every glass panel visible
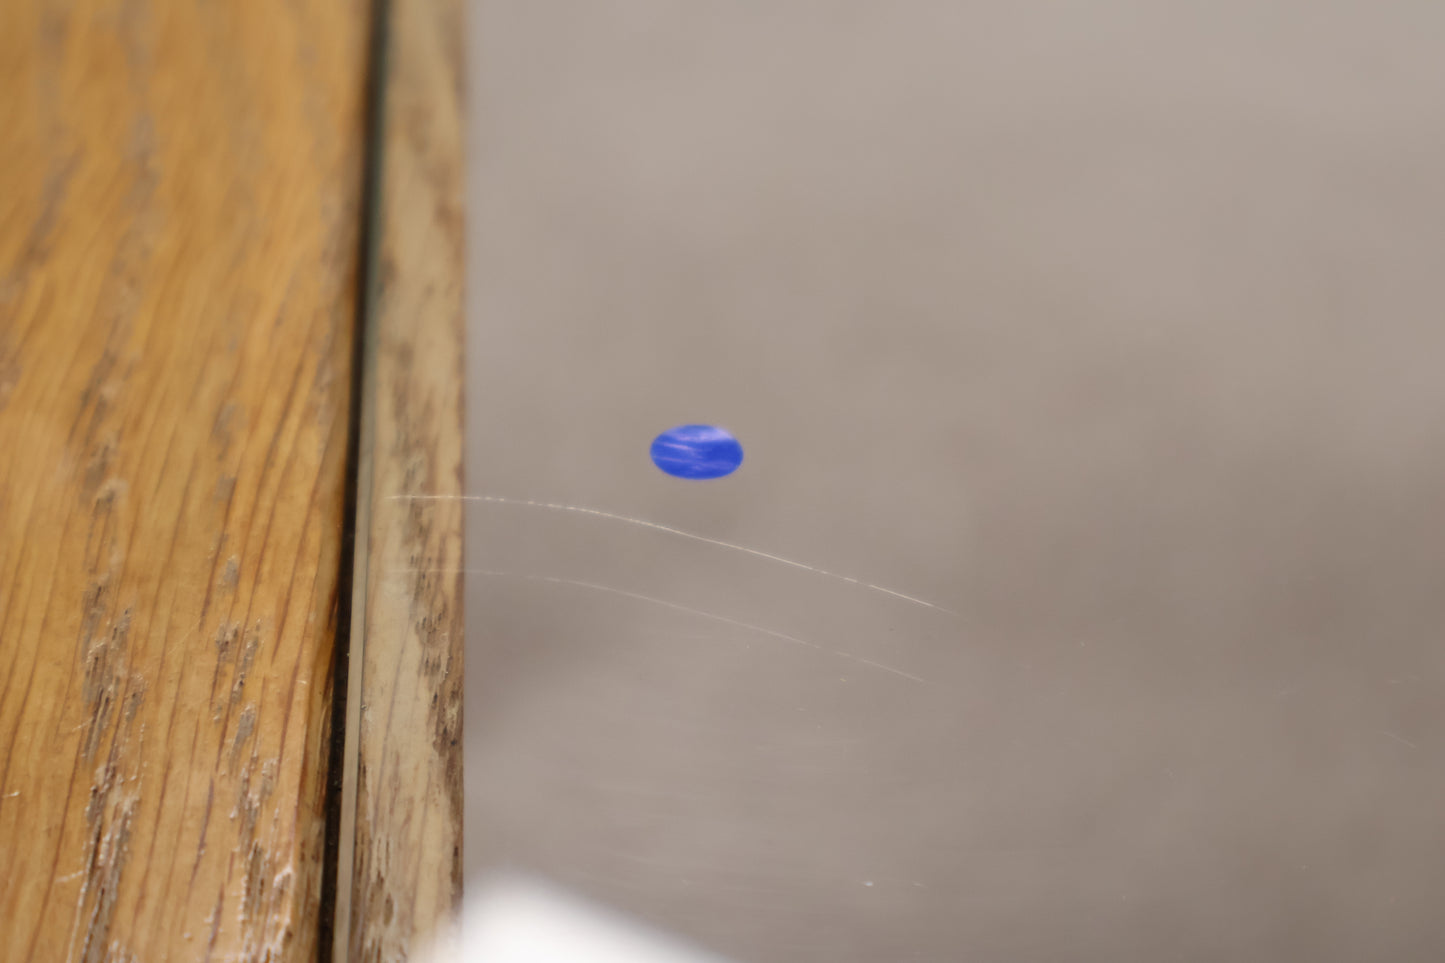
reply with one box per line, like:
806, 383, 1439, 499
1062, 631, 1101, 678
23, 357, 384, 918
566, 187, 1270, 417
465, 4, 1445, 960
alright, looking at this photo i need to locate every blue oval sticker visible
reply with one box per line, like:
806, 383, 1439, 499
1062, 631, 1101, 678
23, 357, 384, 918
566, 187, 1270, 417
650, 425, 744, 480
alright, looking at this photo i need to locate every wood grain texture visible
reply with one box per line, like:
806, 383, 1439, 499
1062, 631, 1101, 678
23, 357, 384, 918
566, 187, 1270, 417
344, 0, 466, 958
0, 0, 368, 959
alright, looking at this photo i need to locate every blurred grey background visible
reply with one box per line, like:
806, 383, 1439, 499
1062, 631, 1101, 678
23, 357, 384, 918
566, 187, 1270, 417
465, 3, 1445, 960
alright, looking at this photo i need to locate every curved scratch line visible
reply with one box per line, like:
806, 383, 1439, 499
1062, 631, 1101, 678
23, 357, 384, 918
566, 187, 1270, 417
392, 493, 956, 616
471, 569, 925, 684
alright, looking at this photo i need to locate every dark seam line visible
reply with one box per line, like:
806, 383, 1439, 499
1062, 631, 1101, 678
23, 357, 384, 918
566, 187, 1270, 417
319, 0, 391, 958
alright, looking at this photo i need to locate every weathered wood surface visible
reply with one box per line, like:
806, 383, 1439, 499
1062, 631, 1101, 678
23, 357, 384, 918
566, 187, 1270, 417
0, 0, 369, 959
341, 0, 466, 956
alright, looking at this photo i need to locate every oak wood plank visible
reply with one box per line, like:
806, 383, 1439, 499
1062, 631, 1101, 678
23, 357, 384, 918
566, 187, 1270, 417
0, 0, 369, 958
341, 0, 466, 958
